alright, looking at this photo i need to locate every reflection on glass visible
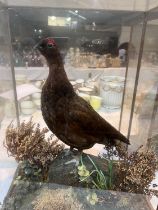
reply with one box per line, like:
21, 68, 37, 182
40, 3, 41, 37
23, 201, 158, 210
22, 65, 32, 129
0, 6, 18, 205
131, 8, 158, 152
121, 7, 158, 155
120, 22, 144, 140
9, 7, 142, 130
2, 3, 158, 209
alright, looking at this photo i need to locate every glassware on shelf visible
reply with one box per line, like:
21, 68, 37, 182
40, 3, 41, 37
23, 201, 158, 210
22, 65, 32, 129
89, 96, 102, 110
111, 57, 121, 67
32, 92, 41, 109
4, 101, 16, 118
100, 76, 125, 109
75, 79, 84, 88
74, 48, 81, 67
20, 100, 35, 115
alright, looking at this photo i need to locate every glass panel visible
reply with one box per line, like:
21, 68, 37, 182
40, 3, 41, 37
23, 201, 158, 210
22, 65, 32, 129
1, 1, 158, 210
130, 7, 158, 151
8, 7, 144, 144
0, 4, 18, 206
120, 15, 145, 143
148, 0, 158, 10
121, 6, 158, 154
6, 0, 148, 11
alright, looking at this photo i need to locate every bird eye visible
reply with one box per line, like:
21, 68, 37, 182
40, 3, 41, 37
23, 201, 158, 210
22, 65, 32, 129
47, 43, 53, 48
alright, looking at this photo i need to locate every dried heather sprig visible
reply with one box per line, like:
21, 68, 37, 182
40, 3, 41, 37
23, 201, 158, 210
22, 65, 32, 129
102, 145, 158, 196
116, 146, 157, 194
4, 119, 64, 169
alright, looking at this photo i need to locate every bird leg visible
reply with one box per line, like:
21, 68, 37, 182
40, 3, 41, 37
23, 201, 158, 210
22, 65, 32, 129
72, 149, 83, 166
70, 146, 82, 155
64, 146, 74, 156
70, 146, 75, 153
64, 147, 83, 166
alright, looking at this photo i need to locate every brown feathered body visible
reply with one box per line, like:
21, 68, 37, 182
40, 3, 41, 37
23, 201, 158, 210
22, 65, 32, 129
37, 38, 130, 151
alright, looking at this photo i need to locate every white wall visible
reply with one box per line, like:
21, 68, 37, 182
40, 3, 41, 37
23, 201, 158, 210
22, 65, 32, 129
0, 0, 6, 4
5, 0, 148, 11
148, 0, 158, 10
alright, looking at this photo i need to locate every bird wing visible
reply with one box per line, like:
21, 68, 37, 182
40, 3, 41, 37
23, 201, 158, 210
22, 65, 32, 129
67, 95, 123, 141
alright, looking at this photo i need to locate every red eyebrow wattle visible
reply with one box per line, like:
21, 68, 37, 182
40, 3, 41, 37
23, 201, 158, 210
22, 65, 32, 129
47, 38, 56, 45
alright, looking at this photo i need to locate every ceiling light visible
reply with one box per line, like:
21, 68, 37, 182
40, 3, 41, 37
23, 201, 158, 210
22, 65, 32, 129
66, 17, 71, 21
51, 16, 56, 21
68, 10, 86, 20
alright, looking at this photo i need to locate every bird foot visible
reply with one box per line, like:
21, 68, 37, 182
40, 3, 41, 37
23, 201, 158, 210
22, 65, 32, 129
64, 147, 82, 166
64, 149, 72, 156
64, 147, 78, 156
65, 147, 82, 156
72, 151, 82, 166
64, 159, 79, 165
64, 156, 80, 166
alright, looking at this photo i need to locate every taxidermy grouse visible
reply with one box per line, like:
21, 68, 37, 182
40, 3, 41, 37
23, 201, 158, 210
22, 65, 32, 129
36, 37, 130, 152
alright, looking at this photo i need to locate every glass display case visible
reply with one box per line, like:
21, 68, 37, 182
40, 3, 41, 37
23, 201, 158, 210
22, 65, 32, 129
0, 0, 158, 209
120, 6, 158, 152
7, 7, 145, 132
0, 1, 18, 206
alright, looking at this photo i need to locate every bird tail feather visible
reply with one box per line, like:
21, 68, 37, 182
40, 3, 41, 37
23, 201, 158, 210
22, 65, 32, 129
103, 132, 130, 148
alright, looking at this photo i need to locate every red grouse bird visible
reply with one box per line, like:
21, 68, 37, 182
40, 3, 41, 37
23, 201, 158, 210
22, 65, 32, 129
36, 37, 130, 152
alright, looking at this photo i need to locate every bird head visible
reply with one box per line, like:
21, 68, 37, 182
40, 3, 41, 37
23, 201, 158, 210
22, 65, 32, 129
35, 37, 59, 59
